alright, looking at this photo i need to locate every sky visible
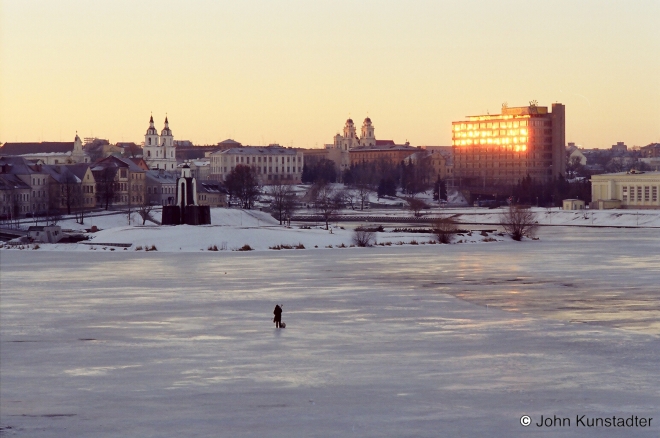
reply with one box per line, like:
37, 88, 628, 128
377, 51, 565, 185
1, 0, 659, 148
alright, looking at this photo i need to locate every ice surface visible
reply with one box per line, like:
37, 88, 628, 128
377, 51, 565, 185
1, 227, 659, 437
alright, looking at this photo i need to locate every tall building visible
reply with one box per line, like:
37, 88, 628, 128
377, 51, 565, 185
143, 116, 177, 171
452, 103, 565, 188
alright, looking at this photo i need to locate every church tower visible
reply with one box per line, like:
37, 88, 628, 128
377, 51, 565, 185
144, 115, 160, 168
360, 117, 375, 147
341, 119, 359, 151
71, 133, 89, 163
160, 116, 176, 171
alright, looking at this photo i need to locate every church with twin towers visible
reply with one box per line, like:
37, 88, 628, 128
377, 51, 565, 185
143, 115, 177, 171
331, 117, 377, 151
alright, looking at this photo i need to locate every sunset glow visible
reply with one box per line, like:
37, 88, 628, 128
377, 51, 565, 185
1, 1, 659, 147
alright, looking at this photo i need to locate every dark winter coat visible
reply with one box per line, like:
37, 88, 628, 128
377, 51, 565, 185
273, 305, 282, 323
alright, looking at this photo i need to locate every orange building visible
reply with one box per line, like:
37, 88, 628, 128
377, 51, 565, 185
452, 103, 565, 187
349, 142, 420, 166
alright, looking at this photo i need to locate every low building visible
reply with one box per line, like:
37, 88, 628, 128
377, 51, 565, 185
349, 143, 420, 166
1, 134, 90, 164
591, 170, 660, 209
145, 169, 177, 206
0, 156, 51, 216
420, 146, 454, 180
611, 142, 628, 154
562, 199, 585, 210
68, 164, 97, 209
0, 173, 32, 219
209, 145, 304, 184
28, 225, 63, 243
197, 180, 228, 207
640, 143, 660, 158
91, 156, 147, 208
568, 148, 587, 166
42, 165, 82, 214
180, 159, 211, 180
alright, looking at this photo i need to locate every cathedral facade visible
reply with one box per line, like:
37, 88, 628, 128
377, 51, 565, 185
143, 116, 177, 171
331, 117, 376, 151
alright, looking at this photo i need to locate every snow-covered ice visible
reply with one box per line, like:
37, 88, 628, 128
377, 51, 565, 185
1, 227, 659, 437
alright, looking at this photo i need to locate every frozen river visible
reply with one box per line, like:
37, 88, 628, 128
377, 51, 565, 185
1, 227, 659, 437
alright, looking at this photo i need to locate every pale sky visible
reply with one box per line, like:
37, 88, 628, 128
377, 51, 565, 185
1, 0, 659, 148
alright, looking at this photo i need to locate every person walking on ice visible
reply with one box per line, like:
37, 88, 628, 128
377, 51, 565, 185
273, 304, 284, 328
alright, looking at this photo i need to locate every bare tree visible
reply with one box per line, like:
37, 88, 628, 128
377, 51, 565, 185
268, 183, 296, 225
355, 183, 373, 211
45, 189, 62, 226
313, 182, 343, 230
405, 197, 428, 218
225, 165, 260, 209
500, 204, 538, 241
353, 227, 377, 247
60, 171, 82, 215
343, 189, 357, 210
96, 167, 118, 210
138, 200, 155, 225
431, 215, 458, 244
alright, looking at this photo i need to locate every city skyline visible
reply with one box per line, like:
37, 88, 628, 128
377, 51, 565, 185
1, 0, 659, 148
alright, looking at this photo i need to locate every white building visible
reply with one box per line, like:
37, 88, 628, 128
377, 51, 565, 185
0, 134, 89, 165
210, 145, 303, 184
591, 170, 660, 209
143, 116, 177, 171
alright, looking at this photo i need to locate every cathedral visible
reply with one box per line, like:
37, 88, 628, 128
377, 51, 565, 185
332, 117, 376, 151
143, 115, 177, 171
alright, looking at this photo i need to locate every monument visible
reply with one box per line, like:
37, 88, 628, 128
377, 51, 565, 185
162, 165, 211, 225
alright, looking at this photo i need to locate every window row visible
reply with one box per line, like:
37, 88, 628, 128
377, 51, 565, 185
622, 186, 659, 202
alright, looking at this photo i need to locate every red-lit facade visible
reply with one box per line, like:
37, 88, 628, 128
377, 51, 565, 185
452, 103, 565, 187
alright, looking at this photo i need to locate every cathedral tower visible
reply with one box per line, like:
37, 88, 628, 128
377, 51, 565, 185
360, 117, 375, 147
143, 115, 177, 171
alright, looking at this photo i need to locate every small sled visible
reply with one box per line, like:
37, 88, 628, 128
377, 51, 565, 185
280, 322, 286, 328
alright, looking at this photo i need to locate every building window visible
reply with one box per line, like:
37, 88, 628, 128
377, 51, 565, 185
644, 186, 650, 201
653, 186, 658, 202
637, 186, 642, 201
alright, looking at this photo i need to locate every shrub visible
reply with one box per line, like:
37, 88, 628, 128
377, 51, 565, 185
353, 229, 376, 247
483, 237, 497, 242
409, 240, 419, 245
356, 225, 384, 233
500, 204, 538, 241
145, 245, 157, 251
208, 245, 219, 251
295, 243, 305, 249
32, 244, 40, 250
135, 245, 143, 251
432, 216, 458, 244
236, 244, 253, 251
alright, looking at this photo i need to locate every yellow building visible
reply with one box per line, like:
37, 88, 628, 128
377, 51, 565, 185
452, 103, 565, 188
591, 170, 660, 209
